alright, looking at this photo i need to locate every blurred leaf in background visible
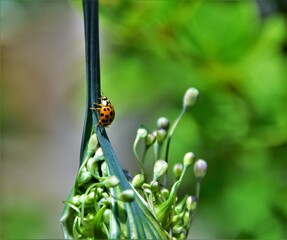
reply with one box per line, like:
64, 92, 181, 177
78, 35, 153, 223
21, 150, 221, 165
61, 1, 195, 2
97, 0, 286, 239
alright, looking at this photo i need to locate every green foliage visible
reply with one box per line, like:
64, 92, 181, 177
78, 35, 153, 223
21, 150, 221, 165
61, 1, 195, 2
98, 1, 286, 239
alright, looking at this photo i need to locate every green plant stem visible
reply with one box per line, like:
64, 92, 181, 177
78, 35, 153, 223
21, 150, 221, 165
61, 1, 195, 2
196, 180, 201, 200
133, 137, 145, 174
163, 107, 186, 185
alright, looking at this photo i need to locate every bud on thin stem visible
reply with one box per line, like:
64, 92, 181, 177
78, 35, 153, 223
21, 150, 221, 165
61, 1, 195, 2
183, 87, 199, 108
153, 160, 168, 180
157, 117, 170, 131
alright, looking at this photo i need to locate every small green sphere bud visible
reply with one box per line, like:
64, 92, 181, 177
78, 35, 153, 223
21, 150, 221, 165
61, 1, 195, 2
172, 224, 184, 235
157, 117, 170, 130
145, 133, 156, 147
101, 162, 108, 176
186, 196, 197, 211
160, 188, 170, 199
71, 195, 81, 206
132, 174, 145, 188
183, 152, 195, 167
78, 194, 85, 204
183, 87, 199, 108
194, 159, 207, 179
95, 147, 105, 161
103, 209, 110, 224
102, 192, 109, 199
104, 176, 120, 188
78, 171, 92, 186
153, 160, 168, 180
150, 180, 159, 192
87, 157, 99, 175
87, 213, 94, 221
183, 211, 190, 225
173, 163, 184, 179
96, 187, 104, 197
172, 214, 181, 224
86, 191, 95, 203
88, 134, 98, 151
156, 129, 167, 143
137, 126, 148, 138
120, 189, 135, 202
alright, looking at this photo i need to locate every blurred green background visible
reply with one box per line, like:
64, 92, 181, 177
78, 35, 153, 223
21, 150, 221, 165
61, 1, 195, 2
1, 0, 286, 239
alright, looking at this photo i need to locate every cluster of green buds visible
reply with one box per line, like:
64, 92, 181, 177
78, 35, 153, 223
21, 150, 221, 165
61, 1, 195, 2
132, 88, 207, 239
61, 87, 207, 240
61, 135, 135, 239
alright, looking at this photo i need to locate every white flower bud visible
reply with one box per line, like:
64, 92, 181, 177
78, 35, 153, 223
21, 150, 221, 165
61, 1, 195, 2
145, 133, 156, 147
173, 163, 183, 179
194, 159, 207, 179
183, 87, 199, 108
120, 189, 135, 202
153, 160, 168, 180
95, 147, 105, 161
132, 174, 145, 188
88, 134, 98, 151
157, 117, 170, 130
156, 129, 167, 143
104, 176, 120, 188
137, 126, 148, 138
78, 171, 92, 186
183, 152, 195, 167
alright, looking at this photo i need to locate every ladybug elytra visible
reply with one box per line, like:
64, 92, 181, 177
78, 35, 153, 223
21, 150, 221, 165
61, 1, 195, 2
91, 96, 115, 127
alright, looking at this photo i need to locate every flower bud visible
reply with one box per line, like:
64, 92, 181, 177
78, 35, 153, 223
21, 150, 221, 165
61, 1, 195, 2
153, 160, 168, 180
157, 117, 170, 130
86, 213, 94, 221
183, 87, 199, 108
160, 188, 170, 199
156, 129, 167, 143
104, 176, 120, 188
102, 192, 109, 199
183, 211, 190, 225
120, 189, 135, 202
172, 224, 184, 235
173, 163, 183, 179
88, 134, 98, 151
186, 196, 197, 211
132, 174, 145, 188
137, 126, 148, 138
101, 162, 108, 176
96, 187, 104, 197
172, 214, 181, 224
71, 195, 81, 206
86, 191, 95, 204
145, 133, 156, 147
95, 147, 105, 161
194, 159, 207, 179
183, 152, 195, 167
78, 194, 85, 204
78, 171, 92, 186
87, 157, 99, 176
103, 209, 110, 224
150, 180, 159, 193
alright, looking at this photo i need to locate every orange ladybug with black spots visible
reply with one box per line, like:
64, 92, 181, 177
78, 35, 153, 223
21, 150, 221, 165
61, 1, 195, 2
91, 96, 115, 127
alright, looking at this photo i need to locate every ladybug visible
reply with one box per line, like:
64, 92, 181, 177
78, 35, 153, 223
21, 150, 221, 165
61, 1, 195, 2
91, 96, 115, 127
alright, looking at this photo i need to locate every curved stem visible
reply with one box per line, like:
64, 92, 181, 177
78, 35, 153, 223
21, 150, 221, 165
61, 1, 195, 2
163, 107, 186, 185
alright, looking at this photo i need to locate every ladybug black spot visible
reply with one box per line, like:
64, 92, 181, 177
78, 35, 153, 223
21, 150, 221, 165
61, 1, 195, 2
110, 111, 114, 116
105, 115, 109, 118
103, 108, 107, 111
107, 107, 111, 111
100, 113, 104, 116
